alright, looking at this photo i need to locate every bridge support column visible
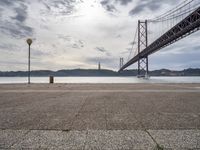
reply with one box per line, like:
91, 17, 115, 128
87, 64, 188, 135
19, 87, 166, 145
137, 20, 149, 78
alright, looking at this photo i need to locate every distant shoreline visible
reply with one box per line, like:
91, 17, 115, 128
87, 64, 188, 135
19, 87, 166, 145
1, 75, 200, 77
0, 68, 200, 77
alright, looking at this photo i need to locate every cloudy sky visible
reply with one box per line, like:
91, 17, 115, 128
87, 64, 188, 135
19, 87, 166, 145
0, 0, 200, 71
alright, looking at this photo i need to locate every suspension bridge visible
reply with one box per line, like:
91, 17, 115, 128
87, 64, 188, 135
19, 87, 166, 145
119, 0, 200, 77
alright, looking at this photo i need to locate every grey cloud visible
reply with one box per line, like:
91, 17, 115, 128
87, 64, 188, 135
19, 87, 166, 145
12, 3, 28, 22
0, 60, 26, 65
57, 35, 72, 41
78, 40, 84, 48
100, 0, 117, 12
43, 2, 51, 10
150, 50, 200, 70
0, 21, 33, 38
41, 0, 81, 16
0, 0, 25, 7
31, 49, 51, 58
100, 0, 132, 12
52, 44, 57, 48
95, 47, 111, 56
193, 45, 200, 51
129, 4, 144, 15
72, 40, 84, 49
0, 1, 34, 38
160, 43, 200, 55
106, 4, 117, 12
0, 43, 9, 50
96, 47, 107, 52
100, 0, 110, 6
101, 0, 132, 6
58, 34, 84, 49
148, 38, 200, 69
129, 0, 177, 16
72, 43, 79, 49
116, 34, 121, 38
0, 0, 13, 6
0, 43, 17, 51
115, 0, 132, 5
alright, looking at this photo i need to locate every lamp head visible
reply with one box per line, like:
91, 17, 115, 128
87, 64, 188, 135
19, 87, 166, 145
26, 38, 32, 45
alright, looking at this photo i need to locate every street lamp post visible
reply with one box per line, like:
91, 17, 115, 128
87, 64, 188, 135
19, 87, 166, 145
26, 38, 32, 84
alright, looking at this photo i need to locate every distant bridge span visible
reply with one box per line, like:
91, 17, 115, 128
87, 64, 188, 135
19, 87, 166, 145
119, 6, 200, 77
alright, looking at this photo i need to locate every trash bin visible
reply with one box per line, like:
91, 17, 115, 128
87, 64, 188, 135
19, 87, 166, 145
49, 76, 54, 84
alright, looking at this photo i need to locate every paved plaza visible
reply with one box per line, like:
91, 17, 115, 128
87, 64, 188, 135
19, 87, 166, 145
0, 83, 200, 149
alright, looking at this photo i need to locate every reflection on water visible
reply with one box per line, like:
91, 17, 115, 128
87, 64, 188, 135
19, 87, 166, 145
0, 76, 200, 84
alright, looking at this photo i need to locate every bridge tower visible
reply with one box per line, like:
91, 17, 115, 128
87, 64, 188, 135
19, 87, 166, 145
137, 20, 149, 78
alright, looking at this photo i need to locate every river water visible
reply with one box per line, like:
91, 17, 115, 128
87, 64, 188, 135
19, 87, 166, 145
0, 76, 200, 84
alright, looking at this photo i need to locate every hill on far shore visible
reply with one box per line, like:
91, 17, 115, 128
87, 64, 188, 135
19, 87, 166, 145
0, 68, 200, 77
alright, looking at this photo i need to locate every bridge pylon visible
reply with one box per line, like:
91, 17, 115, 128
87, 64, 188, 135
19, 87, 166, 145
137, 20, 149, 78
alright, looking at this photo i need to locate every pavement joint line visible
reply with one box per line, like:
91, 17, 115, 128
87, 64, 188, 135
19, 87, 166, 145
84, 130, 89, 150
138, 116, 159, 149
0, 128, 73, 133
103, 97, 108, 130
145, 130, 164, 150
68, 96, 89, 130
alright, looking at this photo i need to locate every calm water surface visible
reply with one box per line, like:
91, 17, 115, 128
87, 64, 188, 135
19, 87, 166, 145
0, 76, 200, 84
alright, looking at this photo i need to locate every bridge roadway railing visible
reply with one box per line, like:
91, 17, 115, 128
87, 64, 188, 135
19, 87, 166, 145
119, 7, 200, 72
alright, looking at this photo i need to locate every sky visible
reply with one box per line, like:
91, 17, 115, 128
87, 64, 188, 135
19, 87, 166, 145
0, 0, 200, 71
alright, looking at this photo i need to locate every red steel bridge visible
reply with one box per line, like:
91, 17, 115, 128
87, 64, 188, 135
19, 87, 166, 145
119, 0, 200, 77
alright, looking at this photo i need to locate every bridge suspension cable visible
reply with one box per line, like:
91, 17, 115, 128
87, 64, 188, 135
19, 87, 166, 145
151, 0, 199, 22
153, 7, 199, 22
127, 27, 138, 61
146, 0, 200, 47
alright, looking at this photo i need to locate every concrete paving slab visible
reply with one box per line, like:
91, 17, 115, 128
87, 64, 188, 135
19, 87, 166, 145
1, 84, 200, 131
85, 130, 156, 150
2, 129, 200, 149
139, 112, 200, 130
21, 116, 73, 131
148, 130, 200, 149
12, 130, 65, 149
62, 130, 87, 149
71, 113, 107, 130
106, 113, 143, 130
12, 130, 87, 149
0, 111, 74, 130
105, 99, 133, 114
126, 92, 200, 113
80, 101, 105, 114
0, 129, 28, 148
